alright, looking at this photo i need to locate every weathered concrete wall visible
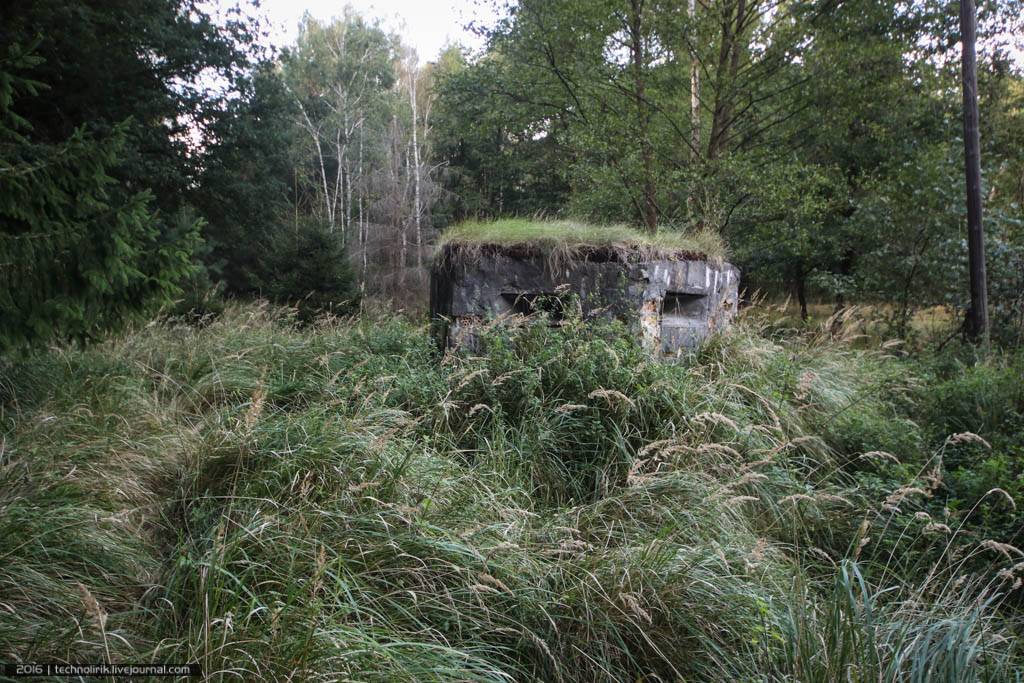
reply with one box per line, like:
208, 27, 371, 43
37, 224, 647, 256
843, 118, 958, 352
430, 246, 739, 357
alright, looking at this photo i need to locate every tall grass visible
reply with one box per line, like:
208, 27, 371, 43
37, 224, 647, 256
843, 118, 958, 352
1, 302, 1020, 681
438, 218, 728, 264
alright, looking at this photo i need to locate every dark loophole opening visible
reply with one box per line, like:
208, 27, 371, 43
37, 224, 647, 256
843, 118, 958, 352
661, 292, 707, 321
501, 292, 567, 321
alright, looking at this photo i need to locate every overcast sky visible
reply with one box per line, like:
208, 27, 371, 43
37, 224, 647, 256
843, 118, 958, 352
210, 0, 503, 62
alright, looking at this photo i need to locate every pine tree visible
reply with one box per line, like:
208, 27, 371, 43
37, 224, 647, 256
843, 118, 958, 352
0, 45, 197, 350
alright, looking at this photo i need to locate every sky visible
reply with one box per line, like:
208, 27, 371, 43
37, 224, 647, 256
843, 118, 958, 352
210, 0, 503, 62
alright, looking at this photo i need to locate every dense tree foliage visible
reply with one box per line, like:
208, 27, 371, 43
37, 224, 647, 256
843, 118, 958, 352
0, 0, 244, 349
0, 45, 197, 348
2, 0, 1022, 341
432, 0, 1024, 337
192, 63, 297, 296
0, 1, 367, 342
0, 0, 260, 347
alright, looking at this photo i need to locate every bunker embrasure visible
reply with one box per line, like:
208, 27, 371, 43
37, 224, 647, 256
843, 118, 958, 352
430, 238, 739, 357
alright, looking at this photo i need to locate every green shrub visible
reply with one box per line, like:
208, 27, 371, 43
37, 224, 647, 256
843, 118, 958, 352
256, 220, 359, 321
912, 348, 1024, 550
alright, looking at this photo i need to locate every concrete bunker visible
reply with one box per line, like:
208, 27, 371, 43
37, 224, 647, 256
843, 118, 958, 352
430, 241, 740, 357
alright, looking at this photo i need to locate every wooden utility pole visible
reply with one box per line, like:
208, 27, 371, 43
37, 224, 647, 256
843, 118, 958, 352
960, 0, 988, 342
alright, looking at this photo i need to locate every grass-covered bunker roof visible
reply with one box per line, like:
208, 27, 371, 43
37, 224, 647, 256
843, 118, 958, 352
436, 219, 727, 267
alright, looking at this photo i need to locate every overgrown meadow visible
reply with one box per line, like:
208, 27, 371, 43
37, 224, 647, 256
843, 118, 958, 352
1, 304, 1022, 681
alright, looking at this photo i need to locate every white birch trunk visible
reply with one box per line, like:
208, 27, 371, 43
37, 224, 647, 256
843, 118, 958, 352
689, 0, 701, 159
409, 61, 423, 272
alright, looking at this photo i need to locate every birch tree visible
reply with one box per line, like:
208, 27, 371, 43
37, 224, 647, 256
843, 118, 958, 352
282, 12, 395, 242
281, 12, 440, 302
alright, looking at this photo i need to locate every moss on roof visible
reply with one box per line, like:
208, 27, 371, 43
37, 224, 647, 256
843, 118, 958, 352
437, 219, 727, 265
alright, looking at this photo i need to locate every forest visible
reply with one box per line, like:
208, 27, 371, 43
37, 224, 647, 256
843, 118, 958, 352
1, 0, 1024, 680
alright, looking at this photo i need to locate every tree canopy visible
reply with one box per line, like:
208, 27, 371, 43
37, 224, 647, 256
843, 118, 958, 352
1, 0, 1023, 344
432, 0, 1024, 334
